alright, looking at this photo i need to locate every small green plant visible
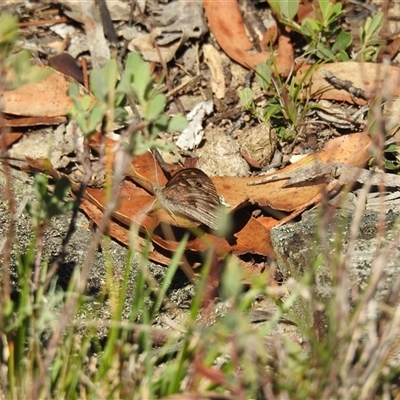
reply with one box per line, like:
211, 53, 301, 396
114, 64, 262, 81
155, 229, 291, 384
377, 138, 400, 173
68, 53, 188, 156
383, 141, 400, 171
26, 174, 75, 229
367, 97, 400, 173
239, 61, 322, 141
0, 13, 49, 90
267, 0, 384, 62
1, 174, 75, 398
239, 0, 385, 142
268, 0, 352, 61
354, 12, 385, 62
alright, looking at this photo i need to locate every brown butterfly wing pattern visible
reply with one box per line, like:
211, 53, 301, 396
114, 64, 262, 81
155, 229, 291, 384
156, 168, 221, 230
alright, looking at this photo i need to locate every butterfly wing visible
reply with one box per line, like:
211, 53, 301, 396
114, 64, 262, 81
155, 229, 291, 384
161, 168, 221, 230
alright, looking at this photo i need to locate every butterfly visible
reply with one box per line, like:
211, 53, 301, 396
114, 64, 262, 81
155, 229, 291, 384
153, 168, 221, 230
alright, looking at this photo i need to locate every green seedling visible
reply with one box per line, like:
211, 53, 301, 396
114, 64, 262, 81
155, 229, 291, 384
68, 53, 188, 156
0, 13, 49, 90
239, 60, 322, 141
269, 0, 351, 61
355, 12, 385, 62
26, 174, 75, 228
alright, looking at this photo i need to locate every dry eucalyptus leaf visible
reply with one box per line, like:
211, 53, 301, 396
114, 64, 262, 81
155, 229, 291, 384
128, 29, 182, 63
203, 0, 293, 73
130, 0, 207, 62
60, 0, 135, 23
57, 0, 111, 64
210, 131, 373, 212
155, 0, 208, 45
105, 0, 139, 21
48, 53, 84, 84
119, 25, 141, 42
58, 0, 85, 23
203, 44, 225, 99
296, 62, 400, 105
80, 0, 110, 68
8, 130, 54, 167
49, 23, 75, 41
50, 23, 89, 59
8, 123, 80, 169
4, 68, 74, 117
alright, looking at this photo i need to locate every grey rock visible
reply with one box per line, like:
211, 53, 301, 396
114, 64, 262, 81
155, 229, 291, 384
270, 192, 400, 331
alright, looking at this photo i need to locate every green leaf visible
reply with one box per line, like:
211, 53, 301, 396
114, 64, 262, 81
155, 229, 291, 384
329, 3, 344, 23
365, 12, 384, 37
384, 160, 397, 170
68, 93, 92, 120
321, 0, 343, 24
168, 114, 188, 132
89, 60, 118, 102
266, 0, 282, 18
90, 68, 108, 101
238, 88, 254, 109
385, 144, 399, 153
33, 174, 48, 199
359, 26, 366, 43
337, 50, 350, 62
125, 52, 144, 72
301, 18, 319, 38
80, 95, 93, 111
221, 260, 243, 300
316, 43, 335, 59
268, 0, 299, 20
104, 59, 119, 89
115, 90, 126, 107
367, 38, 385, 47
0, 13, 19, 45
264, 103, 282, 121
318, 0, 332, 20
53, 177, 71, 201
332, 31, 352, 52
255, 63, 272, 90
132, 58, 152, 102
114, 107, 129, 122
47, 178, 74, 219
122, 52, 153, 101
154, 114, 169, 132
68, 81, 80, 98
117, 67, 133, 95
145, 93, 166, 121
88, 105, 105, 133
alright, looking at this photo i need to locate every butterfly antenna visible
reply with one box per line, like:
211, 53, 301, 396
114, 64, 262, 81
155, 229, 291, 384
152, 148, 172, 178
